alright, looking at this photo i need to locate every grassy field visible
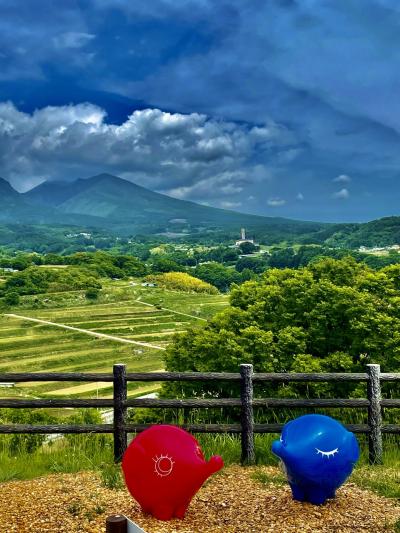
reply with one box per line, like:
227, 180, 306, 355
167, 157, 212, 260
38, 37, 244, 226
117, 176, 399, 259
0, 280, 228, 398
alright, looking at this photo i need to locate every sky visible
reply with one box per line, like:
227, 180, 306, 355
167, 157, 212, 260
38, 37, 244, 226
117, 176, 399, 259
1, 0, 400, 222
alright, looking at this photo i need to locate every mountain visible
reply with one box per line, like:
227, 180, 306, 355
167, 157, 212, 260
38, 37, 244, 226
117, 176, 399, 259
0, 176, 115, 228
24, 173, 264, 225
0, 177, 49, 224
0, 173, 395, 247
0, 177, 18, 198
24, 173, 327, 235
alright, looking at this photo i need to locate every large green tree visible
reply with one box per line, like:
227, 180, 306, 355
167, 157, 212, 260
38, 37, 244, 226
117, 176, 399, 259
163, 257, 400, 403
193, 262, 241, 292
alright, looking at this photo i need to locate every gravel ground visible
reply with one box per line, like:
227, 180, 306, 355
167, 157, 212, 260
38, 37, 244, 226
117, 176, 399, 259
0, 466, 398, 533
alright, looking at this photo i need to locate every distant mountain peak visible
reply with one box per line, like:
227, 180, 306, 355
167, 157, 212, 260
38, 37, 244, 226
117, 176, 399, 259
19, 172, 329, 235
79, 173, 145, 190
24, 172, 270, 227
77, 173, 118, 184
88, 172, 120, 181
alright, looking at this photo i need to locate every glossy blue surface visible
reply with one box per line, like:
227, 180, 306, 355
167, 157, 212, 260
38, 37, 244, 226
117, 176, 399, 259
272, 414, 360, 505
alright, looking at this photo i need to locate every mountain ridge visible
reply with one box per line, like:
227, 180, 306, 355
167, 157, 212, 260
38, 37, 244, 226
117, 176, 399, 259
24, 173, 325, 232
0, 175, 399, 246
0, 177, 19, 197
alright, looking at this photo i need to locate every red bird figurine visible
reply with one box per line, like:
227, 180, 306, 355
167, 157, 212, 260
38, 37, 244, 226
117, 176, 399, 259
122, 425, 224, 520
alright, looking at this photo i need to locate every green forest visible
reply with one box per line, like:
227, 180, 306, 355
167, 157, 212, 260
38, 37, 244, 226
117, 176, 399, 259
164, 257, 400, 380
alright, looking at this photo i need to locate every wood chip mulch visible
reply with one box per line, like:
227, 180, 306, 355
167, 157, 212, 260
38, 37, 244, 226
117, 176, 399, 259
0, 466, 398, 533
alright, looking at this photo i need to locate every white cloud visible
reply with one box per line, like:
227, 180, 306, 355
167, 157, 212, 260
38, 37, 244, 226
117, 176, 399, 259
53, 32, 95, 49
167, 170, 249, 201
332, 188, 350, 200
220, 201, 242, 209
220, 183, 243, 195
277, 148, 304, 164
296, 192, 304, 201
249, 123, 296, 146
333, 174, 351, 183
0, 102, 284, 197
267, 197, 286, 207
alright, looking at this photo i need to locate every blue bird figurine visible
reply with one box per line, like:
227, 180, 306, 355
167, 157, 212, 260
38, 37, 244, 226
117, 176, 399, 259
272, 414, 360, 505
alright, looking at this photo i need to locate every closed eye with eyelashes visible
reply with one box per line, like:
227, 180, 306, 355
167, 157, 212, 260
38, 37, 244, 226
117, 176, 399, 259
315, 447, 339, 457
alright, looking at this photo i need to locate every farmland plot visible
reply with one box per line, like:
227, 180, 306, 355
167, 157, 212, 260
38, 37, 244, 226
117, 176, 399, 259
0, 283, 228, 398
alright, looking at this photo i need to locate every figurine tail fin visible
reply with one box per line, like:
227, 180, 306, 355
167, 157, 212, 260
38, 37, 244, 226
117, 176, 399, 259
206, 455, 224, 474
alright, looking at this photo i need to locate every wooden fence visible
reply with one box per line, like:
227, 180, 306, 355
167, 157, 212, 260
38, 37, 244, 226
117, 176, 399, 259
0, 363, 399, 465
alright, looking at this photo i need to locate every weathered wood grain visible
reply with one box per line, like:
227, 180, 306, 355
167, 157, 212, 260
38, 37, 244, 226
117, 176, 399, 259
367, 364, 383, 465
240, 364, 255, 465
113, 363, 127, 462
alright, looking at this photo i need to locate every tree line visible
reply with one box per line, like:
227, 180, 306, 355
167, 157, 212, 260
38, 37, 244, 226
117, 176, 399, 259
157, 257, 400, 424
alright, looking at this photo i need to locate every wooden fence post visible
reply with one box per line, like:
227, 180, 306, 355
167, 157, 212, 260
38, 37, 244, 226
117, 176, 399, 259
240, 363, 255, 465
106, 515, 127, 533
113, 363, 127, 463
366, 363, 383, 465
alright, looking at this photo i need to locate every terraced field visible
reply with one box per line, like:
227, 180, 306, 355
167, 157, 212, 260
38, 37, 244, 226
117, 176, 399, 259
0, 282, 228, 398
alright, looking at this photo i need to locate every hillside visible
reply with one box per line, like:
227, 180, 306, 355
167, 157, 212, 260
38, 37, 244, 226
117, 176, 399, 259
0, 174, 397, 246
0, 177, 46, 224
324, 217, 400, 248
25, 173, 327, 235
0, 177, 113, 229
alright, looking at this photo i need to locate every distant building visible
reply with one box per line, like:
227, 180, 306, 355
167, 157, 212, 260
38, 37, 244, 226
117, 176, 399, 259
358, 244, 400, 253
235, 228, 255, 247
66, 232, 92, 239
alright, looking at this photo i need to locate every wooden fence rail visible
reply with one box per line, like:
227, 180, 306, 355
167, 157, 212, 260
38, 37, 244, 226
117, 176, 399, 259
0, 363, 398, 464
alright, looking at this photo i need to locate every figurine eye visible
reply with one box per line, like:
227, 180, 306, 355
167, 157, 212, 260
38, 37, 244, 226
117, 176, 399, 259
315, 447, 339, 458
153, 454, 175, 476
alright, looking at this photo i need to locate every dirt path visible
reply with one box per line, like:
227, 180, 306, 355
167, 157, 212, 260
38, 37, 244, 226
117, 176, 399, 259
4, 314, 165, 351
0, 466, 398, 532
135, 298, 207, 322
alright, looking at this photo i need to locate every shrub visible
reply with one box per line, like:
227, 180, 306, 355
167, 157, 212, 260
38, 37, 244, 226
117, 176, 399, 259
85, 288, 100, 300
145, 272, 219, 294
4, 291, 20, 306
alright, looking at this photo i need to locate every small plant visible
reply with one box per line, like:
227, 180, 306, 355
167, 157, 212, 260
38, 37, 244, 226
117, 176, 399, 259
0, 468, 20, 482
84, 510, 97, 522
252, 469, 286, 486
67, 501, 81, 517
99, 462, 124, 490
93, 503, 106, 515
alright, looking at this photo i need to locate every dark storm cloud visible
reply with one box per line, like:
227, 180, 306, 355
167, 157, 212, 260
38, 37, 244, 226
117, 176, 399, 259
0, 1, 95, 80
0, 0, 400, 220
